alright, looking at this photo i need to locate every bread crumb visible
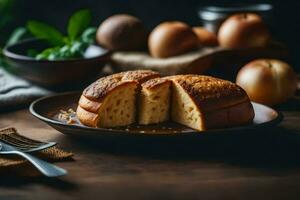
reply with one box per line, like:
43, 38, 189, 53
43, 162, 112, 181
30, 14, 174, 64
58, 108, 76, 124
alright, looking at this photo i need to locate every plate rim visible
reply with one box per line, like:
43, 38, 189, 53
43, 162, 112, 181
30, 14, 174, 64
29, 91, 284, 136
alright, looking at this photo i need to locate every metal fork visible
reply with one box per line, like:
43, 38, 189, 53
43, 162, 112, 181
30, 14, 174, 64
0, 141, 67, 177
0, 134, 57, 152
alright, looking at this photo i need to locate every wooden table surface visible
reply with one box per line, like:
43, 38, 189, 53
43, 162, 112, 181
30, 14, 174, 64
0, 97, 300, 200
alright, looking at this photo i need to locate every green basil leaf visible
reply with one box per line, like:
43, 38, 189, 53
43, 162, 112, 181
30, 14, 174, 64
27, 21, 64, 46
69, 41, 85, 57
81, 27, 96, 44
35, 47, 60, 60
48, 51, 61, 60
59, 45, 72, 58
67, 9, 91, 41
36, 50, 51, 60
6, 27, 27, 46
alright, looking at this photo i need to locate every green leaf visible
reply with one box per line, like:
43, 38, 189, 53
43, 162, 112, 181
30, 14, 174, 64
35, 41, 88, 60
59, 45, 72, 58
69, 41, 86, 56
6, 27, 27, 46
35, 47, 60, 60
67, 9, 91, 41
81, 27, 96, 44
27, 21, 64, 46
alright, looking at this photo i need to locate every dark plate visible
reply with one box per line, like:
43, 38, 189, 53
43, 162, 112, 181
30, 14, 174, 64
3, 39, 110, 88
29, 92, 283, 138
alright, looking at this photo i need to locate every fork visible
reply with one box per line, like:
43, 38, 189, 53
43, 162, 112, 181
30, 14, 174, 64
0, 134, 57, 152
0, 141, 67, 177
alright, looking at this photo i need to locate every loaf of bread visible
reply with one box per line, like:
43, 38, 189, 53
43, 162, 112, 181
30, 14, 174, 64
77, 70, 160, 127
77, 71, 254, 131
168, 75, 254, 130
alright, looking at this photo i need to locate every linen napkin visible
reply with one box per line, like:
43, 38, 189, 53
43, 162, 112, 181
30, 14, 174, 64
0, 68, 51, 110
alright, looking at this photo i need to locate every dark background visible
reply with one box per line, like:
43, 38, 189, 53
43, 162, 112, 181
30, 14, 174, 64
1, 0, 300, 72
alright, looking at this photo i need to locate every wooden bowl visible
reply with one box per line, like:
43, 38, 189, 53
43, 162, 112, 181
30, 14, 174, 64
3, 39, 110, 88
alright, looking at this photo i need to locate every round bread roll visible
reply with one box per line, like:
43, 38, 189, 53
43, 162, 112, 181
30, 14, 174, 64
236, 59, 297, 106
96, 14, 147, 51
192, 27, 218, 46
218, 13, 270, 49
148, 21, 199, 58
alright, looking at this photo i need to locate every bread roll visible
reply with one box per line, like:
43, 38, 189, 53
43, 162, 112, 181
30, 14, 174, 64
148, 21, 199, 58
96, 14, 147, 51
218, 13, 270, 49
192, 27, 218, 46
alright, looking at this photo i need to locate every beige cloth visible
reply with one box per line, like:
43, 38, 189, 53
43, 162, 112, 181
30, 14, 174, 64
110, 47, 220, 75
110, 43, 288, 76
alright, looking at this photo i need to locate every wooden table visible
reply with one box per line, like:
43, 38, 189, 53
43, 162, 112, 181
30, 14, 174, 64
0, 97, 300, 200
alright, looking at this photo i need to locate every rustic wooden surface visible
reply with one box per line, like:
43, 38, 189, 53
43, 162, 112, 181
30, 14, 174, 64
0, 97, 299, 200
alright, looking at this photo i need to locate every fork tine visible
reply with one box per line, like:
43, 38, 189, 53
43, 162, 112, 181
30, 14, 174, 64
5, 134, 44, 145
0, 139, 56, 152
1, 137, 41, 148
2, 135, 44, 146
0, 133, 56, 152
13, 135, 44, 144
0, 139, 38, 150
23, 142, 57, 153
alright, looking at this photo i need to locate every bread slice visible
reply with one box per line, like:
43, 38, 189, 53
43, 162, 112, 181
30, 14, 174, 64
139, 78, 171, 124
168, 75, 254, 131
77, 74, 138, 127
77, 70, 160, 127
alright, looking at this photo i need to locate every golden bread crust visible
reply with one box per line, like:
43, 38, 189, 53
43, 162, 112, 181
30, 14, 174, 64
141, 78, 171, 90
122, 70, 160, 83
168, 75, 249, 111
203, 101, 254, 129
83, 70, 159, 101
76, 106, 99, 127
78, 95, 102, 113
80, 81, 138, 110
83, 73, 126, 101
